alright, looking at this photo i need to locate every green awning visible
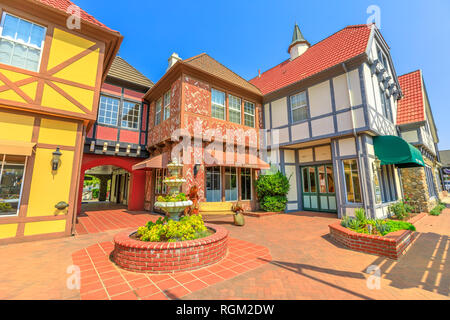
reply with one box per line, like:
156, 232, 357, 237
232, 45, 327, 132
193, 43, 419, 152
373, 136, 425, 168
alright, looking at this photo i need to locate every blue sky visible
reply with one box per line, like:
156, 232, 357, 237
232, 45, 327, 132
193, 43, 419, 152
76, 0, 450, 150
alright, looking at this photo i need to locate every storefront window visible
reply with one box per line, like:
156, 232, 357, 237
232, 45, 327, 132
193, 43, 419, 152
206, 167, 221, 202
380, 165, 397, 203
225, 167, 238, 201
326, 165, 335, 193
0, 154, 26, 216
241, 168, 252, 200
343, 159, 362, 203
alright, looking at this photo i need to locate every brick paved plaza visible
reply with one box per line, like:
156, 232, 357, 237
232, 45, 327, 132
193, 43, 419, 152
0, 203, 448, 300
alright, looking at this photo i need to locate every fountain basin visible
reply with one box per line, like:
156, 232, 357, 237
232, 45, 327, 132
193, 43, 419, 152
112, 224, 229, 273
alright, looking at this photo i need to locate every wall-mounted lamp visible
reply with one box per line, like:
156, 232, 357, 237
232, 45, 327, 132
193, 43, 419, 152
52, 147, 62, 171
137, 146, 141, 156
372, 157, 381, 174
194, 164, 201, 177
115, 143, 120, 154
103, 142, 108, 153
90, 141, 95, 152
126, 145, 131, 154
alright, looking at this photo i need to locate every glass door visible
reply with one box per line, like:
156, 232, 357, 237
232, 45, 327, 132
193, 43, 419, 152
301, 164, 337, 213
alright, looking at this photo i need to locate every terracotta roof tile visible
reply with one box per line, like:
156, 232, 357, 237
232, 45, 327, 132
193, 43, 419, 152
34, 0, 116, 32
183, 53, 261, 95
397, 70, 425, 125
249, 24, 372, 95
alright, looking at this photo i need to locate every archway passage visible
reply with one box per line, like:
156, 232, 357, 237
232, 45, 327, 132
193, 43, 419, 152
77, 154, 146, 215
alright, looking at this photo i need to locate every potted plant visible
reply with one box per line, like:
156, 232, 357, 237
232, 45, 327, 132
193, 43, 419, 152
232, 202, 245, 226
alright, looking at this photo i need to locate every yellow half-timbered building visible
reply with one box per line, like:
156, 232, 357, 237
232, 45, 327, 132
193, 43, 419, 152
0, 0, 122, 243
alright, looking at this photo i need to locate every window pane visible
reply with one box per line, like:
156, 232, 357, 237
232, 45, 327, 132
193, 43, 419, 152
155, 99, 162, 125
244, 101, 255, 127
318, 166, 326, 193
163, 91, 170, 120
241, 168, 251, 200
0, 154, 26, 216
309, 167, 316, 193
292, 106, 308, 122
16, 19, 32, 43
344, 160, 362, 203
122, 101, 140, 129
30, 25, 45, 48
302, 168, 309, 193
229, 109, 241, 124
326, 165, 335, 193
11, 43, 27, 69
26, 47, 40, 71
0, 39, 13, 64
206, 167, 221, 202
229, 95, 241, 111
212, 104, 225, 120
2, 14, 18, 39
98, 96, 119, 126
225, 167, 237, 201
211, 89, 225, 120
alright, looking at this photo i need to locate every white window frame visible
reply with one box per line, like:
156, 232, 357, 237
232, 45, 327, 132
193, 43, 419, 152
290, 91, 308, 123
155, 98, 162, 125
211, 88, 226, 120
0, 12, 46, 72
0, 154, 27, 218
244, 101, 255, 128
98, 95, 120, 126
163, 91, 170, 121
121, 100, 141, 130
228, 94, 241, 124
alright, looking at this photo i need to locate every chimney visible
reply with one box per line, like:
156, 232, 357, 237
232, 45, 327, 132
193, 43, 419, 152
167, 52, 182, 71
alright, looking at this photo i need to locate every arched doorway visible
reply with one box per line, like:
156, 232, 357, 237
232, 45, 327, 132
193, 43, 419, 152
77, 154, 145, 215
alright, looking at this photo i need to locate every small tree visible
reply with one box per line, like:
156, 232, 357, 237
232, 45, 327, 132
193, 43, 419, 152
256, 171, 290, 212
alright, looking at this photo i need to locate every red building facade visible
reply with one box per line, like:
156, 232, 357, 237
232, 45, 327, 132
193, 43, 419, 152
136, 53, 267, 212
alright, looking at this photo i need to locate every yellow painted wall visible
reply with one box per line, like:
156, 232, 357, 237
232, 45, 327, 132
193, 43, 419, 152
0, 224, 18, 239
27, 148, 75, 218
24, 220, 66, 236
0, 110, 34, 142
38, 118, 78, 146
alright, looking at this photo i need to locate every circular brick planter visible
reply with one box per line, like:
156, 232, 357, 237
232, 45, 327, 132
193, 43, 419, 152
112, 224, 228, 273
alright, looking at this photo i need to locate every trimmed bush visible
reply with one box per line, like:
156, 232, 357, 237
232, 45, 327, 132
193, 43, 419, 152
256, 171, 290, 212
430, 203, 446, 216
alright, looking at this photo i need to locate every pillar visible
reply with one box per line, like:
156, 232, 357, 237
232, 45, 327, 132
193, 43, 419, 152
128, 170, 145, 211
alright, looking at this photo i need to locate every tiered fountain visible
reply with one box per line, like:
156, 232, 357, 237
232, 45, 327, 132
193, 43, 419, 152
154, 159, 193, 221
112, 158, 229, 274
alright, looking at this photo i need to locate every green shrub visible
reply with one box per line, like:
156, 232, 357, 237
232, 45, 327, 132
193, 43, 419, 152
385, 220, 416, 233
430, 203, 446, 216
389, 201, 409, 220
261, 195, 288, 212
92, 189, 99, 199
341, 216, 353, 228
256, 171, 290, 212
157, 193, 187, 202
137, 215, 208, 242
375, 220, 391, 236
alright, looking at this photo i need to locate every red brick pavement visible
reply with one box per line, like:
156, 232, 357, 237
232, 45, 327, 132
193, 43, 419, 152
73, 238, 271, 300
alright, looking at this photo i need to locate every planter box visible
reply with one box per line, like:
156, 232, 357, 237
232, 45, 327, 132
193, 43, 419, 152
112, 223, 228, 273
328, 213, 426, 260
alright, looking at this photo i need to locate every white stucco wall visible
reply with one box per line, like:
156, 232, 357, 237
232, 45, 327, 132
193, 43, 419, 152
308, 80, 333, 117
271, 97, 288, 128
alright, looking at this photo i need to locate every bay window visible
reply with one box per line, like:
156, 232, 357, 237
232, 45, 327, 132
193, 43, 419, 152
228, 95, 241, 124
244, 101, 255, 127
0, 13, 46, 72
343, 159, 362, 203
290, 91, 308, 123
0, 154, 26, 217
211, 89, 225, 120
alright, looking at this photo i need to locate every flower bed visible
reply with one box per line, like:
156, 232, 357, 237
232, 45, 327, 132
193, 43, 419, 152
112, 223, 229, 273
329, 212, 426, 260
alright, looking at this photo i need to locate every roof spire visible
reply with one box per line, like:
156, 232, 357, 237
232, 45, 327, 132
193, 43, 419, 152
288, 23, 310, 59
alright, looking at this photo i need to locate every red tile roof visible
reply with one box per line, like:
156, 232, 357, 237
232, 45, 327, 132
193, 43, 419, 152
250, 24, 373, 95
397, 70, 425, 125
34, 0, 116, 32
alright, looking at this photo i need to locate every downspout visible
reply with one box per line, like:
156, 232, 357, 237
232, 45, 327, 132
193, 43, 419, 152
342, 63, 369, 216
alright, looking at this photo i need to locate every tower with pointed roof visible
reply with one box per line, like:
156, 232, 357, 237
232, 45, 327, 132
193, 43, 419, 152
288, 23, 310, 60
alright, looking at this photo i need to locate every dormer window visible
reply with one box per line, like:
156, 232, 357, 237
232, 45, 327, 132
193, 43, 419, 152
0, 13, 46, 72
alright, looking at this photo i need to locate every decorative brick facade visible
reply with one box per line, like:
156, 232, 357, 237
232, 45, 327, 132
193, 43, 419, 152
112, 224, 228, 273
